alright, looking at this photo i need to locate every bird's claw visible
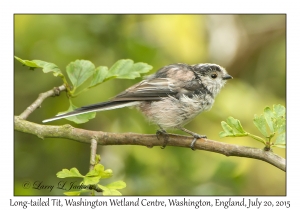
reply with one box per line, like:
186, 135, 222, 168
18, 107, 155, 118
190, 134, 207, 150
156, 129, 169, 149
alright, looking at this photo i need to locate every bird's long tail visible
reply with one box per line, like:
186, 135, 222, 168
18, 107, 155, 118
42, 101, 141, 123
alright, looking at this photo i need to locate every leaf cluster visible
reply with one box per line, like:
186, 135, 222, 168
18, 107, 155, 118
56, 155, 126, 195
15, 56, 152, 123
219, 104, 286, 150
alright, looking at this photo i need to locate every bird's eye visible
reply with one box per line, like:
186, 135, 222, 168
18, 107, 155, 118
211, 73, 218, 79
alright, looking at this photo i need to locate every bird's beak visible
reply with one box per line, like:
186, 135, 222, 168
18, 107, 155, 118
222, 74, 233, 80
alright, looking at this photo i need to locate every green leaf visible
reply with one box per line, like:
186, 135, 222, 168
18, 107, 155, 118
226, 117, 246, 134
85, 169, 100, 177
94, 164, 113, 179
83, 176, 101, 185
94, 164, 106, 173
15, 56, 41, 68
263, 105, 286, 135
89, 66, 109, 88
263, 107, 275, 133
86, 164, 113, 179
219, 118, 248, 138
275, 132, 286, 146
56, 168, 84, 178
15, 56, 62, 77
272, 144, 286, 148
98, 184, 123, 196
66, 60, 95, 89
103, 189, 122, 196
106, 59, 133, 78
276, 119, 286, 134
32, 60, 62, 76
219, 121, 234, 137
89, 60, 152, 88
64, 191, 81, 196
83, 164, 112, 185
253, 114, 269, 137
219, 131, 229, 138
129, 62, 153, 78
105, 181, 126, 190
273, 104, 285, 118
97, 184, 108, 191
107, 59, 152, 79
273, 117, 285, 134
100, 169, 113, 179
87, 164, 105, 175
59, 100, 96, 124
95, 154, 101, 164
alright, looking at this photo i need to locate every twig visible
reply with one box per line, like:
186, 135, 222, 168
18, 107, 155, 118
14, 116, 286, 172
89, 138, 98, 195
19, 85, 66, 120
89, 139, 98, 171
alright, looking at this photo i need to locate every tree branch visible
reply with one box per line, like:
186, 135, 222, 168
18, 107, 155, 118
14, 116, 286, 172
19, 85, 66, 120
14, 85, 286, 172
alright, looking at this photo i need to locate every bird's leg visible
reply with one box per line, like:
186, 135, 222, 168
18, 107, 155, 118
177, 126, 207, 150
156, 126, 169, 149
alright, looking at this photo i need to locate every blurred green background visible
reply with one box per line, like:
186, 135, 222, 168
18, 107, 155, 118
14, 14, 286, 196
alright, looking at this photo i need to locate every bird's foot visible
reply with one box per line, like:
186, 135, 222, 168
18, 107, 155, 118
176, 126, 207, 150
156, 129, 169, 149
190, 134, 207, 150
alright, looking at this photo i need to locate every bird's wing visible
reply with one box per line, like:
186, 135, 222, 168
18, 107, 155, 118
111, 78, 178, 101
43, 78, 179, 123
43, 77, 202, 123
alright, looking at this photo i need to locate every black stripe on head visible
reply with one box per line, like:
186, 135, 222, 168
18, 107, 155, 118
193, 64, 222, 76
